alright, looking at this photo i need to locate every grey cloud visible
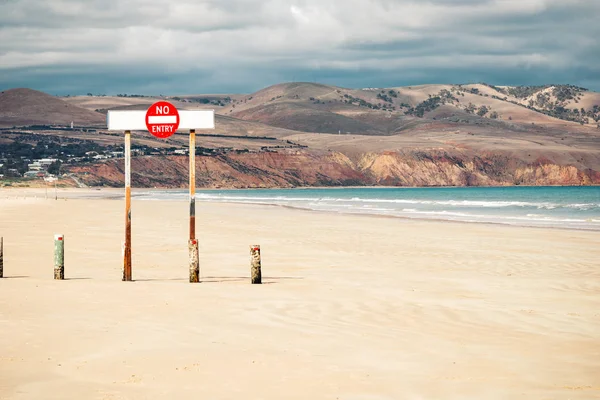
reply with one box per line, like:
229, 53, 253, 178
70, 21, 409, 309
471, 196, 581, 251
0, 0, 599, 95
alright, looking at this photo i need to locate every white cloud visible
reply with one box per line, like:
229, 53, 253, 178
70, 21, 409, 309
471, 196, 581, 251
0, 0, 598, 93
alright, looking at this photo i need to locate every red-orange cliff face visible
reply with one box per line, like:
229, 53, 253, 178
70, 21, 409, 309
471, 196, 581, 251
68, 150, 600, 188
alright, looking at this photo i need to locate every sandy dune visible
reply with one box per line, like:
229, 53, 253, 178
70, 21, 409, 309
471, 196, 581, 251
0, 191, 599, 399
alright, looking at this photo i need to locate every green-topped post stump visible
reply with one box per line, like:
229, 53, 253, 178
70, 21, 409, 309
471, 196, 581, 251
54, 234, 64, 280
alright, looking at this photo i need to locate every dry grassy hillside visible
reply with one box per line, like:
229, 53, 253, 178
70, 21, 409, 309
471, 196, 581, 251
0, 88, 105, 127
461, 83, 600, 127
63, 95, 158, 110
62, 82, 600, 136
231, 102, 384, 135
3, 83, 599, 188
64, 96, 219, 113
217, 83, 600, 136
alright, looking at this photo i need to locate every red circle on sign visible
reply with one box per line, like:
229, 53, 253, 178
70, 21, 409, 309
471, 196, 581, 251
145, 101, 180, 139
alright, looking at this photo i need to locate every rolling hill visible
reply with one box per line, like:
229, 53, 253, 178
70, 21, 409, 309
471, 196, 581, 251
62, 82, 600, 137
2, 82, 600, 188
0, 88, 105, 127
221, 82, 600, 134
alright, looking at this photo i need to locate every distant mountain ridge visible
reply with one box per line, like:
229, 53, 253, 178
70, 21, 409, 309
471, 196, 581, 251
2, 82, 599, 188
4, 82, 599, 132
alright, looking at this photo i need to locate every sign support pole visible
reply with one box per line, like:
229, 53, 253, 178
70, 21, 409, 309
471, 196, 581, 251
123, 130, 132, 281
189, 129, 196, 241
0, 236, 4, 278
189, 129, 200, 282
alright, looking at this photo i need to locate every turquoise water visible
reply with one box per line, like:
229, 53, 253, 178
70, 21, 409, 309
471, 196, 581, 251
139, 186, 600, 231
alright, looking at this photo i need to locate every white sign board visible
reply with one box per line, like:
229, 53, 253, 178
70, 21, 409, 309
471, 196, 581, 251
107, 110, 215, 131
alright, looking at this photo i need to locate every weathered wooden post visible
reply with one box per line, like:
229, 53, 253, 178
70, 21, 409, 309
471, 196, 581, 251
123, 130, 132, 281
250, 245, 262, 284
0, 236, 4, 278
189, 239, 199, 282
54, 234, 64, 280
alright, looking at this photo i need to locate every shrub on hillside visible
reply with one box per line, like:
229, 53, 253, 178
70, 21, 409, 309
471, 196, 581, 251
406, 96, 442, 117
477, 106, 489, 117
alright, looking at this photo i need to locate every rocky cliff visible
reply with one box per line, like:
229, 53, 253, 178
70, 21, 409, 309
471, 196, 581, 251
67, 150, 600, 188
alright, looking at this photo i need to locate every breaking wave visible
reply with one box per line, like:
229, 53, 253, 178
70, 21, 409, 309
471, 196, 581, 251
137, 187, 600, 231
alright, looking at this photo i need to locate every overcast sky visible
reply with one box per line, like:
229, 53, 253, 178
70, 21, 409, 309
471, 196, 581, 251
1, 0, 599, 95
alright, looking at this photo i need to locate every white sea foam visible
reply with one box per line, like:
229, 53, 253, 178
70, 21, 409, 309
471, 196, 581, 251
138, 188, 600, 231
193, 195, 599, 212
197, 195, 548, 208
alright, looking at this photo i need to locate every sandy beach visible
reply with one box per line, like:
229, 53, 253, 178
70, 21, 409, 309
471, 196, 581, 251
1, 189, 599, 399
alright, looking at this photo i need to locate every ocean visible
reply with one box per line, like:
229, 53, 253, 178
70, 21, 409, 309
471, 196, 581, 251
138, 186, 600, 231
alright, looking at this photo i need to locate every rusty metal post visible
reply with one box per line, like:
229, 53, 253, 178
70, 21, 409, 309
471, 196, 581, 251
123, 130, 132, 281
54, 234, 64, 280
188, 129, 198, 283
250, 245, 262, 284
0, 236, 3, 278
189, 129, 196, 241
189, 239, 199, 282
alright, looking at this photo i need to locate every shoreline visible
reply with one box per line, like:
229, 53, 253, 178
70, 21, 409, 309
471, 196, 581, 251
2, 187, 599, 232
2, 183, 600, 191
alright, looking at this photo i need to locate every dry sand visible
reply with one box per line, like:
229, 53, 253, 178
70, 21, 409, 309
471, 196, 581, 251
0, 190, 599, 399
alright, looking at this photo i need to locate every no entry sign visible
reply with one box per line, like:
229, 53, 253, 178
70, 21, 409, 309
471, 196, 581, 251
107, 109, 214, 131
145, 101, 180, 138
